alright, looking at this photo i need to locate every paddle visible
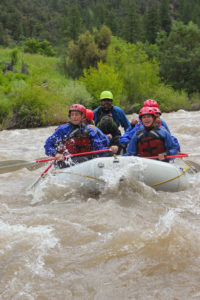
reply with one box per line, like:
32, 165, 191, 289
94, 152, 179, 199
145, 153, 189, 159
0, 149, 110, 174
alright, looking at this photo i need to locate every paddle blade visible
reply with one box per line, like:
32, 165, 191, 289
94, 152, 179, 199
0, 158, 48, 174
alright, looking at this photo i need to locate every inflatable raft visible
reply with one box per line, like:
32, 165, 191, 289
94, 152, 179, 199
45, 155, 198, 193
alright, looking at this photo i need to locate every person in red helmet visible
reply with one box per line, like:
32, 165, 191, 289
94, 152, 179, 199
83, 109, 110, 148
44, 104, 107, 167
124, 106, 178, 160
143, 99, 159, 108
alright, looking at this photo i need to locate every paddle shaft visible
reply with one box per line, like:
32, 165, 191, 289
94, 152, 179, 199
145, 153, 188, 159
0, 148, 110, 174
35, 148, 110, 164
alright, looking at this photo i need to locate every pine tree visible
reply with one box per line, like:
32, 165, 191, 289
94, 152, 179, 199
121, 0, 143, 43
160, 0, 171, 34
144, 6, 160, 44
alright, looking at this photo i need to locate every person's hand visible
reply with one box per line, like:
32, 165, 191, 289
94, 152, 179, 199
131, 118, 138, 126
110, 145, 118, 153
158, 153, 165, 161
107, 134, 112, 140
55, 153, 65, 160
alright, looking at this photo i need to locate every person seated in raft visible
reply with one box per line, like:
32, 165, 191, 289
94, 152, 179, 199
93, 90, 130, 147
83, 109, 110, 148
123, 106, 178, 161
44, 104, 118, 168
119, 98, 180, 152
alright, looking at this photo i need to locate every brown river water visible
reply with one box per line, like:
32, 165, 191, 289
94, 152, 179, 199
0, 110, 200, 300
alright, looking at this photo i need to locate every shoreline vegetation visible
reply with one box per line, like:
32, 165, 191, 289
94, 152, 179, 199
0, 43, 200, 130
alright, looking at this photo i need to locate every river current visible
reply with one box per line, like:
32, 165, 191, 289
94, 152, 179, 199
0, 110, 200, 299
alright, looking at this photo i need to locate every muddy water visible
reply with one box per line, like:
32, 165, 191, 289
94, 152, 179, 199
0, 110, 200, 300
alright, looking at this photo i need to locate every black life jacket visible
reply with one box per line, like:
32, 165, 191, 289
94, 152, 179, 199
96, 107, 118, 127
96, 106, 120, 136
60, 123, 92, 154
136, 127, 165, 157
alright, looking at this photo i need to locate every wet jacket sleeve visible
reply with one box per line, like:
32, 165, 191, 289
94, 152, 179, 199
96, 128, 110, 147
87, 126, 107, 150
158, 128, 178, 156
44, 124, 72, 157
119, 123, 142, 145
112, 106, 130, 130
161, 119, 170, 133
123, 134, 139, 156
93, 107, 99, 126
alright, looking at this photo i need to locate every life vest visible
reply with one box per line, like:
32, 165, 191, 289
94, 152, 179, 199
136, 128, 165, 157
96, 107, 118, 128
60, 124, 92, 154
96, 107, 120, 136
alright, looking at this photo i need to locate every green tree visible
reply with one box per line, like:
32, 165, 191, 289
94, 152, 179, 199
106, 37, 160, 110
144, 6, 160, 44
62, 3, 83, 42
66, 26, 111, 78
159, 0, 171, 34
156, 21, 200, 93
79, 61, 123, 109
121, 0, 143, 43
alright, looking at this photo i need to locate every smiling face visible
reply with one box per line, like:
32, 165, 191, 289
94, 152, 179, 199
141, 114, 155, 128
70, 111, 83, 125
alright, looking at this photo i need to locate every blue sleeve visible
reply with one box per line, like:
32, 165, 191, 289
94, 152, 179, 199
161, 119, 171, 133
159, 129, 178, 156
97, 128, 110, 147
171, 136, 181, 152
87, 126, 107, 150
44, 124, 72, 157
123, 134, 138, 156
113, 107, 130, 130
93, 107, 99, 125
119, 123, 142, 145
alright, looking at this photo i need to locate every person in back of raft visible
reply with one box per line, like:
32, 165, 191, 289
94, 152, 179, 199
83, 109, 111, 148
123, 106, 178, 161
44, 104, 117, 168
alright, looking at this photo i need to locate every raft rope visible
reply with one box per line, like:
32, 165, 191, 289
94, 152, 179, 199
150, 159, 192, 187
52, 170, 106, 183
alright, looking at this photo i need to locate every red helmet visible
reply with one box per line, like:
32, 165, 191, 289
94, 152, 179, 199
143, 99, 159, 108
153, 107, 162, 115
86, 109, 94, 121
68, 104, 86, 117
139, 107, 156, 119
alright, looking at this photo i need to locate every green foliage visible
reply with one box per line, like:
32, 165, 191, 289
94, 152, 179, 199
144, 6, 160, 44
0, 92, 11, 125
60, 80, 93, 108
94, 25, 112, 50
150, 84, 191, 112
106, 37, 160, 107
24, 38, 56, 56
65, 26, 111, 78
79, 61, 123, 109
62, 3, 83, 41
120, 0, 143, 43
156, 21, 200, 93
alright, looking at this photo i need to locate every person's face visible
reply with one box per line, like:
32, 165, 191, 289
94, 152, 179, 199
70, 111, 83, 125
155, 113, 160, 120
101, 99, 112, 109
141, 114, 154, 128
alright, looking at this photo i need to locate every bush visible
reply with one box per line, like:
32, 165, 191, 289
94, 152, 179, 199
24, 38, 56, 57
79, 61, 123, 109
151, 84, 191, 112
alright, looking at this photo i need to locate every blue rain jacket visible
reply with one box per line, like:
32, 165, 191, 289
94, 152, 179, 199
124, 126, 178, 157
93, 106, 130, 131
44, 122, 106, 157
